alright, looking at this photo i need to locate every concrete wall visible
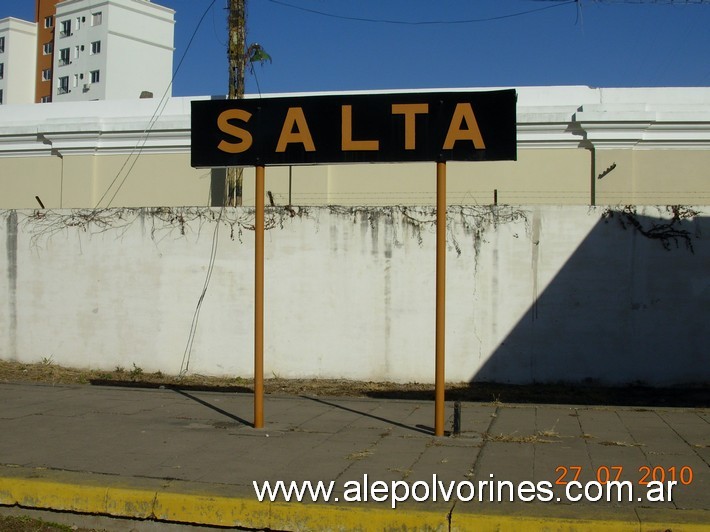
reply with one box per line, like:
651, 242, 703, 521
1, 205, 707, 386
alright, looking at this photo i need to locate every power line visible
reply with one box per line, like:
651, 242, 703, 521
179, 207, 223, 378
265, 0, 578, 25
539, 0, 710, 3
94, 0, 219, 209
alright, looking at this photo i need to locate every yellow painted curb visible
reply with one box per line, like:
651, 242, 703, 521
269, 500, 449, 531
0, 472, 155, 519
0, 470, 708, 531
637, 507, 710, 532
153, 491, 268, 529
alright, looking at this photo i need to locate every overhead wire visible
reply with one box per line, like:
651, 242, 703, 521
86, 0, 223, 376
264, 0, 578, 25
94, 0, 219, 209
538, 0, 710, 3
179, 207, 223, 377
176, 1, 227, 377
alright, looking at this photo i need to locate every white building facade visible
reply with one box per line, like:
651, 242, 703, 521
52, 0, 174, 102
0, 18, 38, 105
0, 86, 709, 209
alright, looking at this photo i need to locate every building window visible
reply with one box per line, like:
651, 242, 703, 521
0, 63, 4, 80
0, 37, 5, 54
60, 20, 71, 37
0, 89, 3, 105
59, 48, 70, 66
57, 76, 69, 94
42, 68, 52, 81
91, 12, 102, 26
43, 42, 53, 55
44, 16, 53, 29
90, 41, 101, 55
90, 70, 100, 84
73, 74, 79, 88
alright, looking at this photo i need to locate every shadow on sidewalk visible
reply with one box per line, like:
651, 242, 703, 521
89, 378, 710, 408
301, 395, 436, 436
364, 383, 710, 408
90, 378, 254, 427
89, 378, 252, 394
172, 388, 253, 428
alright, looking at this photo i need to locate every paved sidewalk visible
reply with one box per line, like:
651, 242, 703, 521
0, 382, 708, 530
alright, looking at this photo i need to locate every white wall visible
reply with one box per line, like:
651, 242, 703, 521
1, 205, 707, 386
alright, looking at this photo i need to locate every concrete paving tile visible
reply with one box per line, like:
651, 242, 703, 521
370, 435, 428, 472
532, 438, 595, 483
576, 408, 631, 442
335, 437, 418, 479
293, 404, 367, 432
656, 410, 710, 448
396, 401, 433, 423
273, 454, 352, 484
0, 384, 75, 406
616, 409, 692, 456
340, 462, 407, 486
486, 406, 537, 438
327, 401, 428, 433
363, 399, 435, 420
460, 404, 498, 425
473, 441, 535, 483
407, 442, 481, 484
0, 402, 52, 419
0, 415, 88, 462
632, 453, 709, 510
142, 439, 267, 485
535, 406, 584, 437
323, 427, 388, 449
693, 445, 710, 466
163, 392, 256, 427
262, 396, 344, 429
584, 439, 651, 495
233, 430, 338, 477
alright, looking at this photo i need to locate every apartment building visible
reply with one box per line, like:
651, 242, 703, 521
0, 18, 38, 105
35, 0, 61, 102
51, 0, 174, 102
27, 0, 174, 103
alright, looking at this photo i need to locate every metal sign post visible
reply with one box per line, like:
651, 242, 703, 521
435, 161, 447, 437
191, 89, 516, 432
254, 165, 265, 429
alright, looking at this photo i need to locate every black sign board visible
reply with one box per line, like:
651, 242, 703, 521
191, 89, 516, 167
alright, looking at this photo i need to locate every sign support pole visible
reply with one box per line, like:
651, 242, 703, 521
435, 161, 446, 437
254, 165, 265, 429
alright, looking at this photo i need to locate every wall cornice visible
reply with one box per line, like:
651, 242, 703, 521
1, 88, 709, 157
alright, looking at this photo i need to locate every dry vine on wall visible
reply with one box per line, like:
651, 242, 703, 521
601, 205, 701, 253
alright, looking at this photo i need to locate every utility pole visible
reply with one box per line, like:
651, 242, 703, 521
227, 0, 247, 206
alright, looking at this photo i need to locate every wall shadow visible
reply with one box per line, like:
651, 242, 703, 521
365, 382, 710, 408
472, 208, 709, 388
89, 378, 252, 394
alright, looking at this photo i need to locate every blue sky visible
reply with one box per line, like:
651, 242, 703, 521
4, 0, 710, 96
